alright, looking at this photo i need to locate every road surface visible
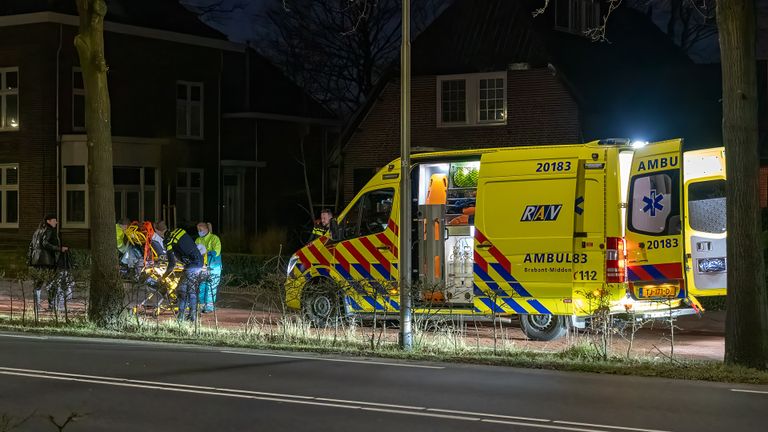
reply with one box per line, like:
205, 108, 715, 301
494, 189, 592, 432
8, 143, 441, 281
0, 332, 764, 431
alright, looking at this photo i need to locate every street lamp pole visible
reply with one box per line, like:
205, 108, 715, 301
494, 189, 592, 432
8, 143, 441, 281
399, 0, 413, 350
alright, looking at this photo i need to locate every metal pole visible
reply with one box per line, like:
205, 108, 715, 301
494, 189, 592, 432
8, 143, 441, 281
399, 0, 413, 350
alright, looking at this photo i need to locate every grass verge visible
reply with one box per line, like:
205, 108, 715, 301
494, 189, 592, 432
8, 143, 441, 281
1, 317, 766, 385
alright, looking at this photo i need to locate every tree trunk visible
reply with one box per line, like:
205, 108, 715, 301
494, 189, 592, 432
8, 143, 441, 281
75, 0, 123, 327
719, 0, 768, 370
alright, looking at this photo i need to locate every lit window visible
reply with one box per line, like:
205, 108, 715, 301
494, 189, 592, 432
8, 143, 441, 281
176, 81, 203, 139
437, 72, 506, 127
0, 68, 19, 131
0, 164, 19, 227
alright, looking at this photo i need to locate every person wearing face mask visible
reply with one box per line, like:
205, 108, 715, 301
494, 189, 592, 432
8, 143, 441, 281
195, 222, 222, 313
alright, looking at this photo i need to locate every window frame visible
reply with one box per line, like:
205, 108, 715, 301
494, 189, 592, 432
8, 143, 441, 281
72, 67, 86, 131
176, 168, 204, 223
339, 187, 395, 240
176, 81, 204, 140
0, 67, 20, 132
436, 72, 507, 128
63, 165, 88, 228
438, 78, 469, 126
0, 163, 20, 228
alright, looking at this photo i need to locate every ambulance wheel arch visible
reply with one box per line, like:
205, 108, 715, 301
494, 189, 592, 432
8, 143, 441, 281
301, 277, 348, 327
519, 314, 569, 341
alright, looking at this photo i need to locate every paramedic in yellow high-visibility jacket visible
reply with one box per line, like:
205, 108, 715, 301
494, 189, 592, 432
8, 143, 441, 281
116, 218, 130, 255
196, 222, 222, 313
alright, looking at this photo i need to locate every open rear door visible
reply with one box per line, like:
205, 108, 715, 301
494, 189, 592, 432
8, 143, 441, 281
625, 139, 686, 300
683, 148, 727, 297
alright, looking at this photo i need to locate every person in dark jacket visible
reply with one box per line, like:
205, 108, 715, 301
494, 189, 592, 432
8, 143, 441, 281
28, 214, 68, 315
310, 209, 339, 242
154, 221, 203, 322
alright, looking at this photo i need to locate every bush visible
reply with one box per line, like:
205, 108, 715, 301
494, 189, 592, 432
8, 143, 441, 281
0, 249, 27, 278
221, 254, 277, 285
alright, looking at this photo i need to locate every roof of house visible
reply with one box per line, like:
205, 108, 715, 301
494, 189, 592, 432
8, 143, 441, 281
0, 0, 226, 39
411, 0, 548, 75
226, 50, 338, 122
341, 0, 723, 151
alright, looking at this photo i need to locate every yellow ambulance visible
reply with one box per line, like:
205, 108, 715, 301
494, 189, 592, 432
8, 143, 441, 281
285, 139, 727, 340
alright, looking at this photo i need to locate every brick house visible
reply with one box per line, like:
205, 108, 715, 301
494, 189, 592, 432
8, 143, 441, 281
0, 0, 336, 250
339, 0, 721, 203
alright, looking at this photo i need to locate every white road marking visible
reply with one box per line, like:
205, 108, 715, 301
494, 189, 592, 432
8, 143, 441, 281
316, 397, 426, 410
0, 366, 673, 432
220, 349, 445, 369
426, 407, 549, 423
361, 407, 480, 421
0, 334, 48, 340
482, 418, 609, 432
730, 388, 768, 395
554, 420, 672, 432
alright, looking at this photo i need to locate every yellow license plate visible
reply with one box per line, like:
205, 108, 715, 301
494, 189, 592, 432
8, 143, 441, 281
638, 286, 678, 298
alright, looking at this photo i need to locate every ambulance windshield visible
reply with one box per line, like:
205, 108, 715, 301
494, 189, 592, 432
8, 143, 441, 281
688, 180, 726, 234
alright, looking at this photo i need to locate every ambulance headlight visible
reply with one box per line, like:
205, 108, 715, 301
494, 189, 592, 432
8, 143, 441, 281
697, 257, 726, 273
286, 255, 299, 277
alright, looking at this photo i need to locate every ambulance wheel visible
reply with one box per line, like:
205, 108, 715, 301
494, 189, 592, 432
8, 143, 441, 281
302, 280, 345, 327
519, 314, 568, 341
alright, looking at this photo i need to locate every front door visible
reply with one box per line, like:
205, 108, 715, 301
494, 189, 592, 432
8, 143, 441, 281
332, 187, 399, 313
222, 170, 244, 235
625, 139, 685, 300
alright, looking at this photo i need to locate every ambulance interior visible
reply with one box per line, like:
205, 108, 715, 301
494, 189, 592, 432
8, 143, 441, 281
415, 161, 480, 305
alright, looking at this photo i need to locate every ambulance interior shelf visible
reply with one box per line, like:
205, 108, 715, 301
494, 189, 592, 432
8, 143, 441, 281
416, 161, 478, 304
418, 161, 479, 227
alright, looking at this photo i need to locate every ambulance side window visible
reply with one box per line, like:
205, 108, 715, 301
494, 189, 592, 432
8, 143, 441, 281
629, 170, 681, 235
688, 180, 726, 234
341, 188, 395, 239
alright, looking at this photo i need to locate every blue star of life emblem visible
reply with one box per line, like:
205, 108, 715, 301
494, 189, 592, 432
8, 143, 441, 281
642, 190, 664, 216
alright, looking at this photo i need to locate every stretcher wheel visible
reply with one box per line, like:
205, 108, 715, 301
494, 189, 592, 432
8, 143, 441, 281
519, 314, 568, 341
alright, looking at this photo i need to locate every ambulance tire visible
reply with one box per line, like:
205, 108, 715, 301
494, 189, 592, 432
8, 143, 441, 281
301, 279, 346, 328
519, 314, 568, 341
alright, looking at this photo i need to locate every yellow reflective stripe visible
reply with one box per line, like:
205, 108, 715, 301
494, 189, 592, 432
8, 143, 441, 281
166, 229, 185, 251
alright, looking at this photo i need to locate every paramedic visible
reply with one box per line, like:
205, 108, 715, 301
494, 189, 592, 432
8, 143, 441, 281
154, 221, 203, 321
311, 209, 339, 241
116, 218, 130, 255
196, 222, 222, 313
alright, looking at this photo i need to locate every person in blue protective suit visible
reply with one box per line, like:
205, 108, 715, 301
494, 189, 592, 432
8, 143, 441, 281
196, 222, 222, 313
154, 221, 203, 322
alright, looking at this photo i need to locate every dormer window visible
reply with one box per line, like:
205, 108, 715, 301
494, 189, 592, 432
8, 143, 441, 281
555, 0, 601, 36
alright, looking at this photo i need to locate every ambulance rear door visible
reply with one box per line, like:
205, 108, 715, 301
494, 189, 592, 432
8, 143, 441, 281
683, 148, 727, 297
625, 139, 686, 300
